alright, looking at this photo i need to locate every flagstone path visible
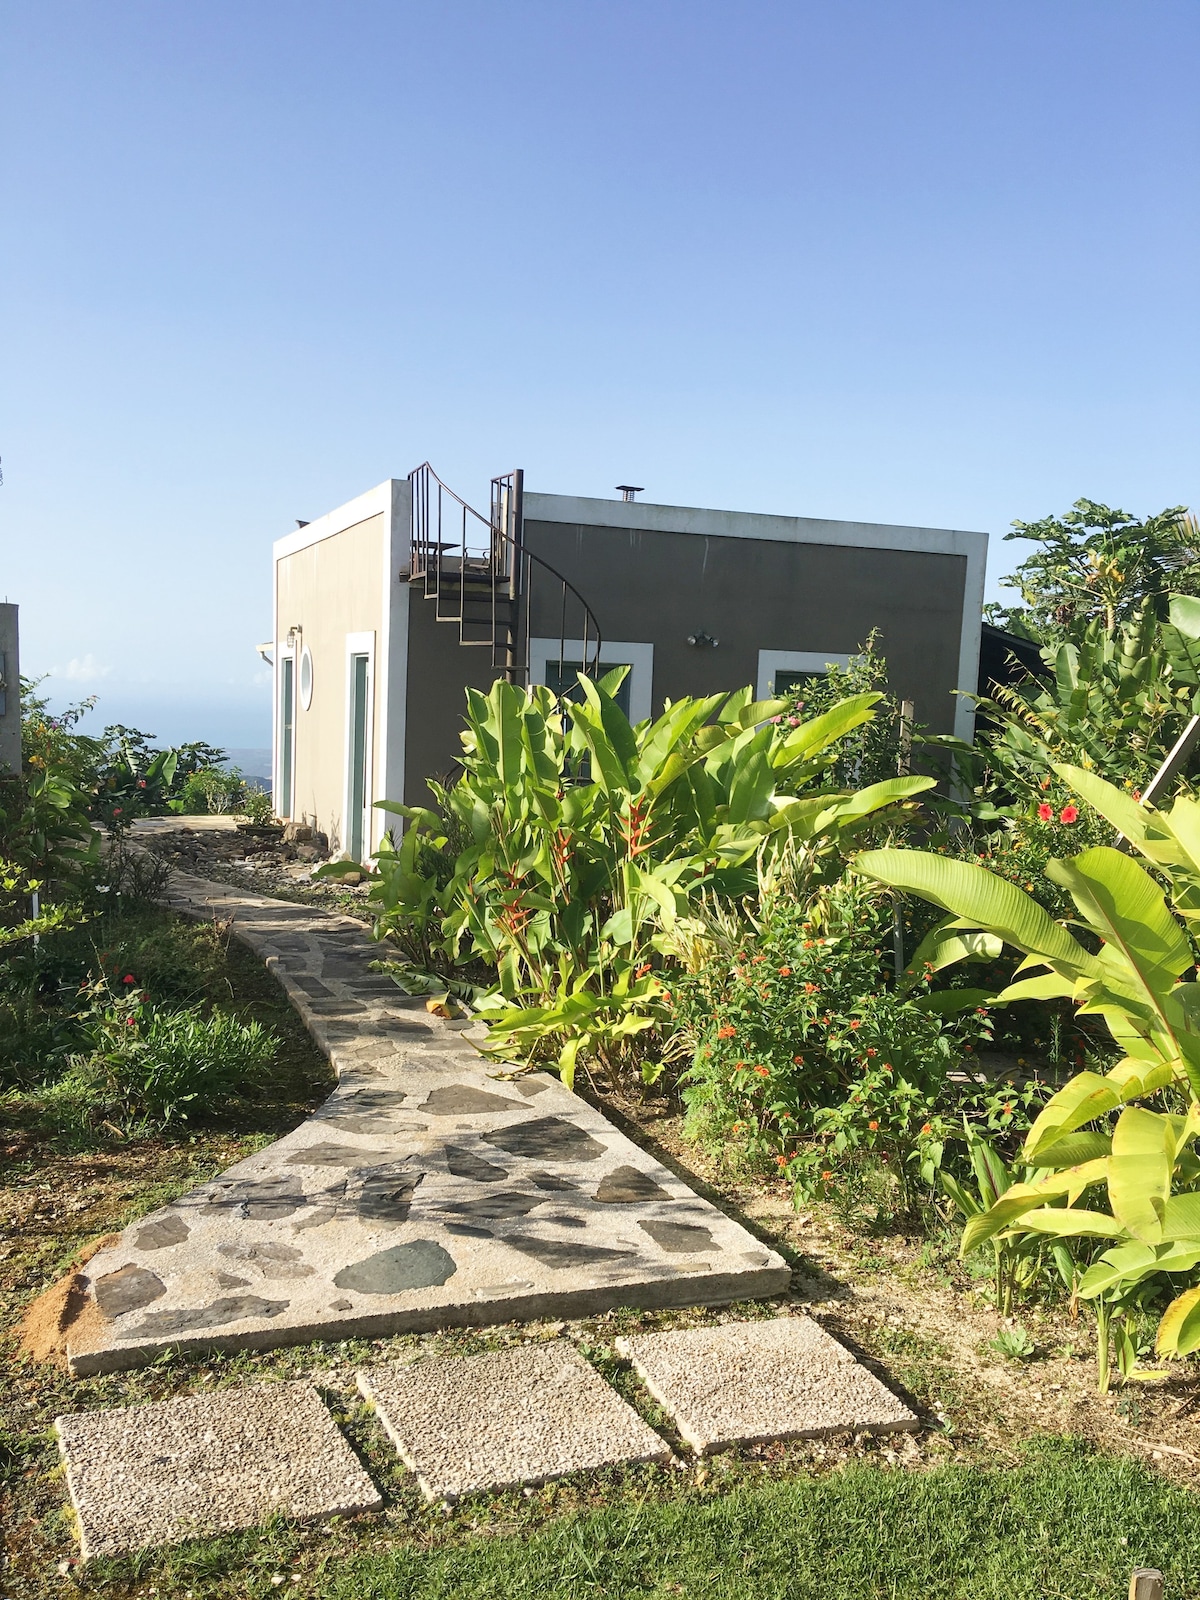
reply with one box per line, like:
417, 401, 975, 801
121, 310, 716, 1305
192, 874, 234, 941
67, 864, 790, 1376
56, 1318, 920, 1556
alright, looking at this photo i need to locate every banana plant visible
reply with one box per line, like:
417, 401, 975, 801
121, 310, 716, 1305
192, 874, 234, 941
857, 814, 1200, 1388
339, 671, 933, 1086
937, 1124, 1075, 1318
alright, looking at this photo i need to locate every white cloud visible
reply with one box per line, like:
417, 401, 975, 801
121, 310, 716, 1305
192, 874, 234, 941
51, 654, 113, 684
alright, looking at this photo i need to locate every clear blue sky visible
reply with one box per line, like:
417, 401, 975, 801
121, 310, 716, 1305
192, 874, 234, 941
4, 1, 1197, 749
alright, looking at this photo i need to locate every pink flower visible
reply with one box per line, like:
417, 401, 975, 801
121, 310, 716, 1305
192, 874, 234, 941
1060, 804, 1079, 824
1037, 803, 1053, 821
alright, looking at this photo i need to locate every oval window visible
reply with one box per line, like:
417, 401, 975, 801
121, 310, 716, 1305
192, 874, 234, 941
299, 646, 314, 710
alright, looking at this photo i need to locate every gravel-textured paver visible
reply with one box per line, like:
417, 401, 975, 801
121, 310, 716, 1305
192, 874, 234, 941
67, 860, 788, 1375
55, 1381, 382, 1559
358, 1343, 673, 1500
616, 1315, 919, 1453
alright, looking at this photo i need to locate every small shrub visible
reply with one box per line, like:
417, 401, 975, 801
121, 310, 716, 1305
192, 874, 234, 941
988, 1324, 1037, 1362
239, 786, 275, 826
672, 875, 991, 1209
67, 998, 277, 1124
179, 767, 245, 815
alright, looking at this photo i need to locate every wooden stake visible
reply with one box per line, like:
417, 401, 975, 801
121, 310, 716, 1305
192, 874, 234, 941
1130, 1568, 1164, 1600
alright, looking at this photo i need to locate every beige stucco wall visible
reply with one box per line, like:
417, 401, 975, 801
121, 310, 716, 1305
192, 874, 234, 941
275, 512, 385, 852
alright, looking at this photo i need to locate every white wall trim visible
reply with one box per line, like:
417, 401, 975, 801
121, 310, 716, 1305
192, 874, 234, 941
954, 537, 987, 744
270, 553, 279, 810
275, 645, 296, 819
525, 491, 988, 561
273, 480, 397, 561
756, 649, 854, 700
378, 478, 410, 839
529, 637, 654, 723
342, 631, 376, 861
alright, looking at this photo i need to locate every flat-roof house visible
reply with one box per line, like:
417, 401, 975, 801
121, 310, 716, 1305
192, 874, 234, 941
269, 465, 988, 857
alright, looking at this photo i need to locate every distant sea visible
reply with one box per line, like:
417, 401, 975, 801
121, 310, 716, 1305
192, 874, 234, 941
221, 748, 272, 783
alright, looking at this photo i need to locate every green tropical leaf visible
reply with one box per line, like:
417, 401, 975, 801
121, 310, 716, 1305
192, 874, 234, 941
856, 849, 1100, 974
1107, 1107, 1173, 1243
1157, 1284, 1200, 1356
1016, 1208, 1125, 1239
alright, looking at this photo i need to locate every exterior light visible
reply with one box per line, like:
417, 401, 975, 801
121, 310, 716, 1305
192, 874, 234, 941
687, 630, 719, 648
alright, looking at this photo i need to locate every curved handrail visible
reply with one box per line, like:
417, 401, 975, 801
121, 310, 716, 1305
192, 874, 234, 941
408, 462, 603, 683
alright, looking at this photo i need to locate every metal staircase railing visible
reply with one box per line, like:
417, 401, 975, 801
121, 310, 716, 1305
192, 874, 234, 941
407, 462, 602, 687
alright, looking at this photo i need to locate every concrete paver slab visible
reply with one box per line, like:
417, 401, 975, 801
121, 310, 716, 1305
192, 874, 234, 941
359, 1343, 672, 1500
67, 864, 788, 1375
55, 1381, 381, 1559
616, 1316, 919, 1453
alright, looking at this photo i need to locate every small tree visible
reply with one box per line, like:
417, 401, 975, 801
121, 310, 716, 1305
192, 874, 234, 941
987, 499, 1199, 643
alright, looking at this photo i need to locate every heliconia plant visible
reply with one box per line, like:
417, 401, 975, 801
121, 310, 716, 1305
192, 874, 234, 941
857, 761, 1200, 1390
325, 670, 933, 1087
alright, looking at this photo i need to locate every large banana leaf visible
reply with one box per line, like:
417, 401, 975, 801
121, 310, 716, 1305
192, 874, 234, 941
1024, 1061, 1177, 1163
1107, 1106, 1172, 1243
856, 849, 1101, 975
960, 1159, 1109, 1254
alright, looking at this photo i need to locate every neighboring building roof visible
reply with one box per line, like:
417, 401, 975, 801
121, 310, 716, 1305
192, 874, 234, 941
977, 621, 1048, 699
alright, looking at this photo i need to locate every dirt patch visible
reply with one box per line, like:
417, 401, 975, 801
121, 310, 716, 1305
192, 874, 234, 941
16, 1233, 121, 1366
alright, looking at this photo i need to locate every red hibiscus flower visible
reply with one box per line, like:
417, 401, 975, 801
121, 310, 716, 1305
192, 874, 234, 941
1060, 805, 1079, 824
1037, 803, 1053, 821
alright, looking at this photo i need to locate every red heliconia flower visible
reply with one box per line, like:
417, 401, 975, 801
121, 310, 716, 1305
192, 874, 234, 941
1060, 804, 1079, 824
1037, 803, 1053, 821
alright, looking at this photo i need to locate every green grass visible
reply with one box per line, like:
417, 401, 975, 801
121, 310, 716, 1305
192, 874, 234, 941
312, 1441, 1198, 1600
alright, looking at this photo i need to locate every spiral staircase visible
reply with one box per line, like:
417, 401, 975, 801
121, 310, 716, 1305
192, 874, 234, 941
407, 463, 602, 686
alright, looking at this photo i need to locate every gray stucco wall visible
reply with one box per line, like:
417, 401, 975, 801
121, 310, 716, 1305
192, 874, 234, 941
402, 583, 502, 807
522, 520, 969, 736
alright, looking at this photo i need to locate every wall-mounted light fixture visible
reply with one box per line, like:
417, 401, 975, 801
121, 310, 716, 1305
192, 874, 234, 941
687, 630, 719, 648
286, 624, 302, 650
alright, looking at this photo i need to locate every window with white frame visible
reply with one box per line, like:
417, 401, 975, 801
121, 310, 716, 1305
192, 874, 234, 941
529, 638, 654, 723
756, 649, 853, 701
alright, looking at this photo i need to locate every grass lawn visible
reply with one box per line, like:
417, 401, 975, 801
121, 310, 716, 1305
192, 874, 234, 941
75, 1440, 1200, 1600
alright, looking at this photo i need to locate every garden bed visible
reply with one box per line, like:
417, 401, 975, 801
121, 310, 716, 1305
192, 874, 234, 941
4, 891, 1200, 1597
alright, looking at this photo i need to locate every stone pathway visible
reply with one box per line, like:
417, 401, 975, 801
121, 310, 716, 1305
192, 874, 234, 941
617, 1318, 919, 1453
56, 1319, 919, 1556
359, 1344, 672, 1501
56, 1381, 382, 1560
67, 865, 789, 1376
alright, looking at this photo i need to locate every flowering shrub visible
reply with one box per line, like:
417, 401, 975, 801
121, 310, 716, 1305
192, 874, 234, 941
672, 876, 991, 1206
62, 967, 277, 1125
